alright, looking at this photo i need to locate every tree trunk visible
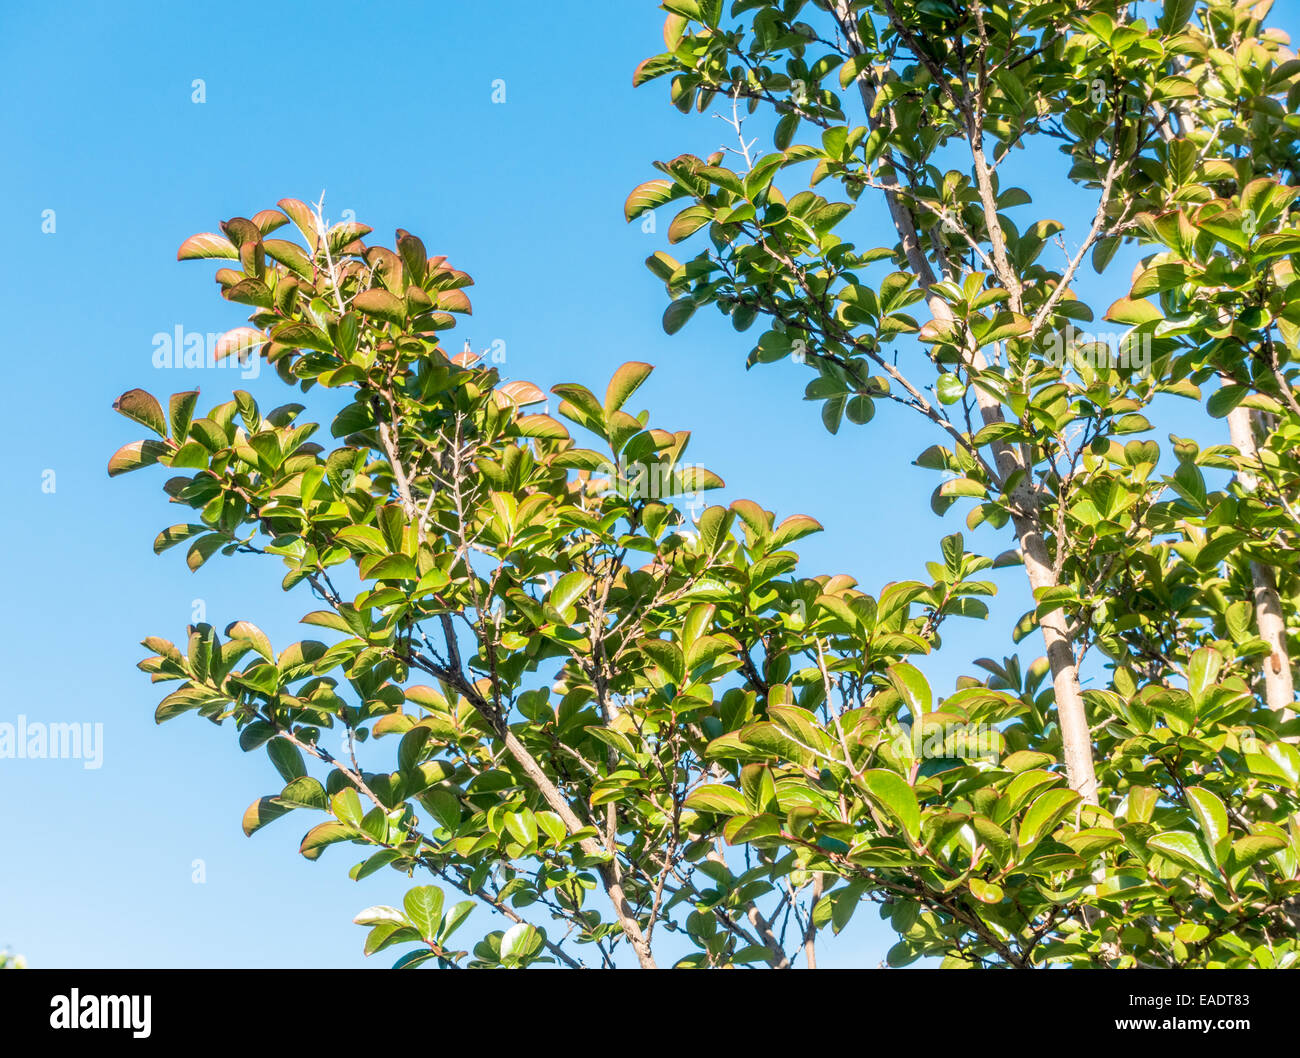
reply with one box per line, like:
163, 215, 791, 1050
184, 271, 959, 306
1157, 76, 1294, 721
834, 3, 1099, 802
1225, 402, 1295, 720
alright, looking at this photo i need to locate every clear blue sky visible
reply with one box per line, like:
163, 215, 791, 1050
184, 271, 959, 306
2, 1, 1295, 968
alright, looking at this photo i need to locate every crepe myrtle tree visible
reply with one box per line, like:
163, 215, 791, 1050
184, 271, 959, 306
1119, 0, 1300, 722
628, 0, 1300, 786
628, 0, 1300, 964
112, 198, 1047, 968
111, 200, 1300, 970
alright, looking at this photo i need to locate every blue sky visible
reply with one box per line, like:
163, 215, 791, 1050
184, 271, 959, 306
2, 1, 1296, 968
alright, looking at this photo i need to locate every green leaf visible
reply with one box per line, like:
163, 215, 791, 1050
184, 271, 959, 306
1130, 263, 1191, 298
514, 414, 569, 441
886, 663, 931, 720
1158, 0, 1195, 32
1229, 834, 1287, 870
225, 620, 274, 661
500, 922, 545, 963
168, 391, 199, 440
1187, 647, 1223, 703
353, 905, 408, 928
363, 922, 418, 956
403, 886, 445, 943
549, 571, 592, 616
845, 394, 875, 424
840, 55, 872, 88
860, 770, 921, 841
633, 53, 677, 88
939, 477, 986, 499
365, 554, 419, 582
1104, 297, 1162, 326
264, 238, 314, 277
242, 796, 291, 836
326, 221, 372, 254
697, 165, 744, 196
185, 533, 226, 572
1185, 786, 1231, 866
980, 312, 1030, 345
1091, 235, 1120, 273
504, 810, 539, 849
770, 514, 822, 548
273, 320, 334, 354
300, 821, 357, 861
278, 776, 328, 810
829, 881, 868, 933
1253, 233, 1300, 261
153, 524, 209, 555
1153, 76, 1198, 101
388, 945, 439, 969
1148, 831, 1218, 879
684, 785, 748, 815
971, 815, 1014, 865
331, 788, 364, 827
663, 298, 697, 335
936, 373, 966, 405
1207, 385, 1246, 418
1058, 827, 1123, 858
744, 153, 785, 199
267, 738, 306, 783
1018, 788, 1080, 851
821, 394, 845, 434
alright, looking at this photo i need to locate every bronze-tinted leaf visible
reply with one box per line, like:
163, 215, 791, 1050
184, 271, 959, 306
353, 287, 406, 326
113, 389, 167, 437
107, 439, 170, 476
624, 178, 685, 222
263, 238, 314, 278
604, 362, 654, 417
177, 232, 237, 261
220, 216, 262, 248
153, 524, 208, 554
498, 380, 547, 407
214, 327, 268, 362
435, 288, 472, 314
243, 796, 292, 836
327, 221, 373, 255
277, 198, 321, 244
514, 413, 569, 441
251, 209, 289, 235
395, 229, 428, 284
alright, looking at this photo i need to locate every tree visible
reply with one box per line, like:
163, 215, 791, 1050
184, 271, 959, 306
627, 0, 1300, 964
113, 198, 877, 967
110, 3, 1300, 971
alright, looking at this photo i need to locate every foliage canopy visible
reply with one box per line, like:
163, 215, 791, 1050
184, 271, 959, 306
111, 0, 1300, 968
